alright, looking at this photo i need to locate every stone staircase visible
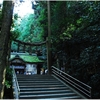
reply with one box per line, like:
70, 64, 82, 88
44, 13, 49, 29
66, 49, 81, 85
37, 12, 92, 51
17, 74, 84, 99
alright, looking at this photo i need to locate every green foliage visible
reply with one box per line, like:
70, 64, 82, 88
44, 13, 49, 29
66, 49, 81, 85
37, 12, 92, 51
10, 29, 20, 40
51, 2, 67, 41
33, 1, 48, 40
5, 67, 12, 89
80, 46, 100, 65
5, 80, 11, 89
32, 1, 100, 98
0, 7, 2, 28
11, 11, 44, 51
12, 13, 43, 42
10, 13, 21, 40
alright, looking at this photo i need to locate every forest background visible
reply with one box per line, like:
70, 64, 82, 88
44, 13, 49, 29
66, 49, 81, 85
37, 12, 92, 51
0, 1, 100, 98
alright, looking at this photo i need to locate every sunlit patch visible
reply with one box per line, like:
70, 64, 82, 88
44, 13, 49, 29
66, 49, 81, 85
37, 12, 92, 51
14, 0, 34, 18
0, 0, 3, 4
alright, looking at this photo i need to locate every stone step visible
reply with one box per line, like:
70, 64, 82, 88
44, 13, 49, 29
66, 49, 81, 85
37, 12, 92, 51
19, 84, 65, 88
17, 74, 83, 99
18, 82, 62, 86
17, 77, 54, 79
45, 96, 81, 99
17, 75, 55, 78
20, 89, 73, 95
19, 92, 80, 99
17, 79, 56, 81
20, 87, 69, 92
18, 80, 59, 83
17, 75, 53, 78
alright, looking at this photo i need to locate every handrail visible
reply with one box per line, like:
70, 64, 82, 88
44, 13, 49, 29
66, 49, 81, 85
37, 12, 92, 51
51, 66, 92, 98
12, 66, 20, 99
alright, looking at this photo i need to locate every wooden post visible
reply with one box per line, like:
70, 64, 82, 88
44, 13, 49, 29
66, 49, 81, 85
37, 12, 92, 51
29, 45, 32, 55
36, 46, 37, 52
57, 58, 60, 69
17, 42, 20, 52
47, 1, 52, 74
23, 44, 25, 53
40, 45, 42, 55
46, 38, 52, 74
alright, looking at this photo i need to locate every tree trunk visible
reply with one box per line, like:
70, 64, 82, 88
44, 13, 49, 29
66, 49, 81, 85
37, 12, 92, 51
0, 1, 14, 98
47, 1, 52, 74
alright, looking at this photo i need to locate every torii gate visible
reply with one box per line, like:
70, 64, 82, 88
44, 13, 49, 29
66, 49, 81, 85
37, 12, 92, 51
12, 39, 52, 74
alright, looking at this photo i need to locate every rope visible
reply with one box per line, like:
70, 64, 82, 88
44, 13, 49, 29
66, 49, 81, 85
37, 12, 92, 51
14, 39, 47, 46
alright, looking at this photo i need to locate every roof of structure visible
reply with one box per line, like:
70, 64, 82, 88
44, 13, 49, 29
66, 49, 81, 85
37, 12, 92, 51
10, 54, 44, 63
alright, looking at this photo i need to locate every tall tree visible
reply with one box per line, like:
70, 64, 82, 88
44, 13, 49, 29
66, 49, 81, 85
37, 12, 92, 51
0, 1, 14, 98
